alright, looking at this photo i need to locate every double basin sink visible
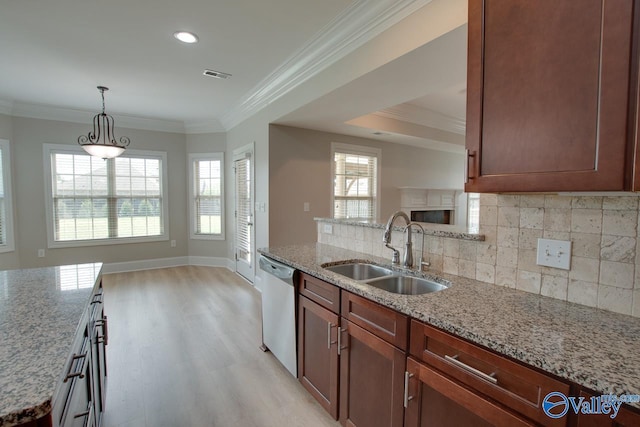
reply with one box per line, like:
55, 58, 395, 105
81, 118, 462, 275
323, 262, 449, 296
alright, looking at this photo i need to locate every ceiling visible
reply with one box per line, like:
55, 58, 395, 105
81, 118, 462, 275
0, 0, 466, 148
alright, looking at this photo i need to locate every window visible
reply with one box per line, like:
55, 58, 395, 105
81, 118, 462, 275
0, 139, 15, 253
331, 143, 380, 220
189, 153, 224, 240
44, 144, 168, 247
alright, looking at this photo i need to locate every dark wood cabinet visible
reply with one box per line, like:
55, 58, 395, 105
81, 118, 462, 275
339, 319, 406, 427
297, 294, 340, 419
404, 357, 533, 427
575, 391, 640, 427
465, 0, 639, 192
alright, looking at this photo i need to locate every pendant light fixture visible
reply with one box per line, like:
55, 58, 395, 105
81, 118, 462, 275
78, 86, 130, 159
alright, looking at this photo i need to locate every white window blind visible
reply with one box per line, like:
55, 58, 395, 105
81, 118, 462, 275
0, 140, 15, 252
235, 156, 251, 263
332, 145, 379, 220
190, 153, 224, 239
46, 145, 167, 246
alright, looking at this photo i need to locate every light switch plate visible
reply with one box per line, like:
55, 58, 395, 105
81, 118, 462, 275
303, 202, 310, 212
536, 238, 571, 270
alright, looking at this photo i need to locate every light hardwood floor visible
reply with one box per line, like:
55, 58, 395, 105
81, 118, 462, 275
102, 266, 340, 427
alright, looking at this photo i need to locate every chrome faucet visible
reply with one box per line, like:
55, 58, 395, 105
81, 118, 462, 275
382, 211, 410, 266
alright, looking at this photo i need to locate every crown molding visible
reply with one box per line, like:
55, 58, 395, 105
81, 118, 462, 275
183, 119, 226, 134
220, 0, 433, 130
375, 103, 466, 135
7, 101, 186, 133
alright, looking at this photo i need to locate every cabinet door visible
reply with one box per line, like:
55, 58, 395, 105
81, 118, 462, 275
297, 295, 340, 419
404, 358, 534, 427
466, 0, 635, 192
339, 320, 405, 427
575, 391, 640, 427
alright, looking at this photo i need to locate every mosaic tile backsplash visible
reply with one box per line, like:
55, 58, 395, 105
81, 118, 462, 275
317, 194, 640, 318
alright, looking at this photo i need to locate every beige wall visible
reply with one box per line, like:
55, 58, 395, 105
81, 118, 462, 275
1, 116, 189, 269
268, 124, 464, 246
186, 132, 229, 258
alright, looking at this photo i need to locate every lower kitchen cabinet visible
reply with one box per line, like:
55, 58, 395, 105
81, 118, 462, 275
339, 319, 406, 427
575, 392, 640, 427
50, 281, 107, 427
297, 294, 340, 419
404, 357, 533, 427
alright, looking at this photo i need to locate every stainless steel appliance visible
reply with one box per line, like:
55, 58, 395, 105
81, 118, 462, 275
259, 255, 297, 377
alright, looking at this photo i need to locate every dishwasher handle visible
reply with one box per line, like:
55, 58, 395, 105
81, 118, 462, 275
259, 255, 296, 284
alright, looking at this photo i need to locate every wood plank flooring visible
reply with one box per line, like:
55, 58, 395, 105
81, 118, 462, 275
102, 266, 340, 427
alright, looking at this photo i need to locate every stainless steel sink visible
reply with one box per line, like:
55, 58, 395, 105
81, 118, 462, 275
366, 275, 448, 295
324, 263, 394, 280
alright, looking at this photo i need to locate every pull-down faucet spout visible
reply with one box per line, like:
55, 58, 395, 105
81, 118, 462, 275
383, 211, 410, 265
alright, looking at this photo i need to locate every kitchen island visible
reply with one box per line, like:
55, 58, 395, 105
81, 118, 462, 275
0, 263, 103, 427
259, 243, 640, 410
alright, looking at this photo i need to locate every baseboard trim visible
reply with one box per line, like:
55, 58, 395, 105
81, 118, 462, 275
103, 256, 235, 274
188, 256, 235, 271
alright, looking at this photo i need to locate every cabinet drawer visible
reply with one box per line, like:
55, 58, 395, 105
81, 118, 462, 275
410, 320, 569, 427
341, 291, 408, 350
298, 273, 340, 314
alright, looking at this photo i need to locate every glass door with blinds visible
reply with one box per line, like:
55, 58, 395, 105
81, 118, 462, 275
234, 147, 254, 282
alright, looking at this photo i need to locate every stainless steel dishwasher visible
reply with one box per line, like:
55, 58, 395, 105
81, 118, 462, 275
259, 255, 297, 377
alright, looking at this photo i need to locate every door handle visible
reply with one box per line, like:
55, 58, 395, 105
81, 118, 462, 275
403, 371, 415, 408
465, 149, 476, 183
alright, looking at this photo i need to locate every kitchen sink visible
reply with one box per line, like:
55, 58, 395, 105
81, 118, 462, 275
324, 263, 394, 280
365, 275, 448, 295
323, 262, 449, 296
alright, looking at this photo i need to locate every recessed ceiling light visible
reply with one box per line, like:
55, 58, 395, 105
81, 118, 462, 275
174, 31, 199, 44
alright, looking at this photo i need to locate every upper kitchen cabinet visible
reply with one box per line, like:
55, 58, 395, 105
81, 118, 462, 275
465, 0, 639, 193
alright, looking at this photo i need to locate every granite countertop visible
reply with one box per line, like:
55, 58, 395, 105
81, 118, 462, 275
0, 263, 103, 427
314, 217, 485, 241
259, 243, 640, 408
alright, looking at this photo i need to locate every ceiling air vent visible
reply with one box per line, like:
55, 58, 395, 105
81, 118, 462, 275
203, 69, 232, 79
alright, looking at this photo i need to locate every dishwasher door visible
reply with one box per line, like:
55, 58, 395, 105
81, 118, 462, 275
259, 255, 297, 377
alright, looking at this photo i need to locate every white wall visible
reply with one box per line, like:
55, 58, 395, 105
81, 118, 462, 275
268, 124, 464, 246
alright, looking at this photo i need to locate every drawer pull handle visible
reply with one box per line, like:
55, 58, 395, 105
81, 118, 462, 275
403, 371, 415, 408
445, 354, 498, 385
63, 352, 88, 382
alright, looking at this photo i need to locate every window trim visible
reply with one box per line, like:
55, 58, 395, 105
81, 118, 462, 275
43, 143, 169, 248
330, 142, 381, 220
188, 152, 225, 241
0, 139, 15, 253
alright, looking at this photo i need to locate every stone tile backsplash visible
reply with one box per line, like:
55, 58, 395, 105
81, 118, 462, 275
317, 194, 640, 318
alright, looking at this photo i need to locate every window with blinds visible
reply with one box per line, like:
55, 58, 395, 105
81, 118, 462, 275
332, 144, 380, 220
189, 153, 224, 239
0, 140, 15, 252
45, 145, 168, 246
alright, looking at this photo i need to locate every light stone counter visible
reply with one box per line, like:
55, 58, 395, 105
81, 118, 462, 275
0, 263, 102, 427
258, 243, 640, 408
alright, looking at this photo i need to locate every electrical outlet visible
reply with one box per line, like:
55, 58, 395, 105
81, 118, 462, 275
170, 240, 176, 248
536, 238, 571, 270
38, 249, 45, 258
323, 224, 333, 234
